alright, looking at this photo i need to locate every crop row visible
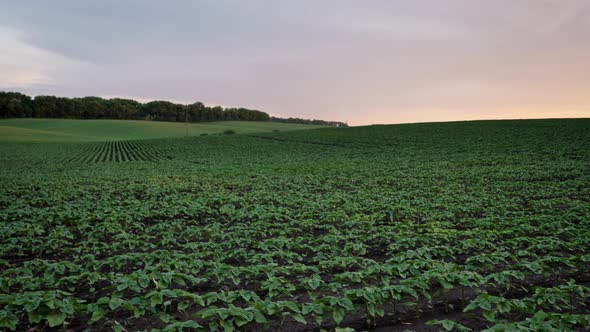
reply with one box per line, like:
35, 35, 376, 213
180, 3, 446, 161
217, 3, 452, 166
67, 140, 171, 163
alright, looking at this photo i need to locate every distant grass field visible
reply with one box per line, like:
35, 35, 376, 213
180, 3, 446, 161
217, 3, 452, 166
0, 118, 324, 143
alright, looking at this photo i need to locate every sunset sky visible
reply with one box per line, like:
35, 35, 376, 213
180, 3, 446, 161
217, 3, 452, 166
1, 0, 589, 125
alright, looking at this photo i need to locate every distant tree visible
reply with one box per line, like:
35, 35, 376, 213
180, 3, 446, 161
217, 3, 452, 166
0, 92, 35, 118
187, 102, 205, 122
34, 96, 59, 118
141, 101, 184, 122
75, 97, 109, 119
108, 98, 141, 119
210, 106, 224, 121
270, 116, 347, 127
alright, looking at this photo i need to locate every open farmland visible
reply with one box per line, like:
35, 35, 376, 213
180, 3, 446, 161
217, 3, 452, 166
0, 119, 324, 143
1, 118, 590, 331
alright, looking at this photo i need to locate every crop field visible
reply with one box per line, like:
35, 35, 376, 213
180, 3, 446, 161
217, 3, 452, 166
1, 118, 590, 331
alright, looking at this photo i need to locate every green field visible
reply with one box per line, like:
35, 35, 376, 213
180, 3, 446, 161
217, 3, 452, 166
1, 118, 590, 331
0, 119, 324, 143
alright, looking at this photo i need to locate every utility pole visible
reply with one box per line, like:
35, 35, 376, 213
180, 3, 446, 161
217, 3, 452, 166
185, 107, 188, 137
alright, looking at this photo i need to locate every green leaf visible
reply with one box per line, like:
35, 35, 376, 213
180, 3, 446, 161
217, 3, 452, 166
44, 298, 55, 310
340, 297, 355, 310
284, 301, 300, 313
440, 280, 453, 290
90, 309, 105, 323
479, 300, 492, 311
442, 320, 454, 331
253, 310, 268, 324
24, 299, 40, 313
46, 311, 67, 327
159, 312, 171, 323
308, 277, 321, 290
183, 320, 201, 328
194, 295, 205, 307
463, 302, 478, 312
314, 314, 323, 325
482, 310, 496, 322
235, 317, 249, 327
376, 308, 384, 317
222, 320, 234, 332
27, 311, 43, 324
291, 312, 307, 325
497, 302, 511, 313
109, 298, 124, 310
0, 311, 18, 331
138, 276, 150, 288
197, 307, 220, 319
333, 307, 345, 325
240, 292, 251, 301
532, 310, 548, 322
178, 301, 189, 311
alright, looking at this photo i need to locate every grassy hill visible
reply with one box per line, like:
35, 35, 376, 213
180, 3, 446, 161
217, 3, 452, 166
0, 118, 324, 143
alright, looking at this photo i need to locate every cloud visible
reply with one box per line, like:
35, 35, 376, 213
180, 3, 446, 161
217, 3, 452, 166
0, 1, 589, 124
0, 26, 93, 90
0, 27, 53, 88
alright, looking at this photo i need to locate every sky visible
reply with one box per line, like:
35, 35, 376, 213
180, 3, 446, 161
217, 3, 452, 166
1, 1, 589, 125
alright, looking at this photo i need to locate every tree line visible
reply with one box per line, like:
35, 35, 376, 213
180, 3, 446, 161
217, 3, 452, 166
0, 92, 269, 122
0, 91, 347, 126
270, 117, 347, 127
